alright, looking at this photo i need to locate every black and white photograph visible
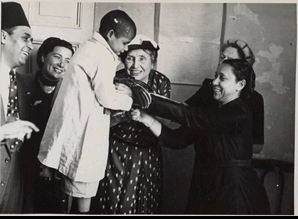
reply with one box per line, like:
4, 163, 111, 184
0, 0, 296, 215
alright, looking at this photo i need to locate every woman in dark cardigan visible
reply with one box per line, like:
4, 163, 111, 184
131, 59, 270, 214
185, 39, 264, 153
22, 37, 74, 213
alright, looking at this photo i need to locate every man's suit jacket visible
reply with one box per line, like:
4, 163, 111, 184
0, 72, 34, 213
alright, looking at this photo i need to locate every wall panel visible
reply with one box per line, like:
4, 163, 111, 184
17, 1, 94, 75
158, 3, 223, 85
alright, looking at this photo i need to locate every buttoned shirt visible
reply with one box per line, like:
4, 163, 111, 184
38, 32, 133, 182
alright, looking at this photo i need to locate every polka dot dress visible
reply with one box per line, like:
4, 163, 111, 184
93, 69, 171, 214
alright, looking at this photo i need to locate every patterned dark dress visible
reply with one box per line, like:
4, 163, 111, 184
93, 69, 171, 214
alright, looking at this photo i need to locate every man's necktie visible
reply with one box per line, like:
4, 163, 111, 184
7, 70, 19, 122
6, 70, 22, 151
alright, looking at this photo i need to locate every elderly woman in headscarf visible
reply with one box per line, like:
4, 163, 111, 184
185, 39, 264, 153
93, 35, 171, 214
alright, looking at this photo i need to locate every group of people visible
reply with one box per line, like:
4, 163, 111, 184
0, 1, 269, 215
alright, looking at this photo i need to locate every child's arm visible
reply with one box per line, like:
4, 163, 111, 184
92, 62, 133, 111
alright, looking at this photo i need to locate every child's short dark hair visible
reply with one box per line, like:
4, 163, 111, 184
99, 10, 136, 40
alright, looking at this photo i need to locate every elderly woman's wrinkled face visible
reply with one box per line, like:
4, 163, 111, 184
219, 46, 240, 64
124, 49, 153, 82
41, 46, 73, 81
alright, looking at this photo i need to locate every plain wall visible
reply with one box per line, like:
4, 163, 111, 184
224, 3, 296, 164
94, 3, 296, 214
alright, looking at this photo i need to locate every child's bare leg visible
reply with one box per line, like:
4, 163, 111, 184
76, 197, 91, 213
69, 197, 91, 214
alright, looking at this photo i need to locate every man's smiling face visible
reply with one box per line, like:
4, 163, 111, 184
2, 26, 33, 68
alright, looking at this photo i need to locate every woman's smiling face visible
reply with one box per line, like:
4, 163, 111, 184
212, 63, 243, 105
41, 46, 73, 80
124, 49, 153, 82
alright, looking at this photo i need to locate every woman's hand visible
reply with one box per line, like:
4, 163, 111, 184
40, 164, 61, 181
39, 164, 54, 180
131, 108, 162, 137
130, 108, 155, 127
130, 108, 145, 123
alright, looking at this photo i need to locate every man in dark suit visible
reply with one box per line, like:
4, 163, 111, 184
0, 2, 39, 213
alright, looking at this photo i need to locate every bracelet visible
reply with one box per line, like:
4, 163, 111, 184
146, 119, 156, 128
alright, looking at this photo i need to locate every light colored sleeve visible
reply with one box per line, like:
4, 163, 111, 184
89, 57, 133, 111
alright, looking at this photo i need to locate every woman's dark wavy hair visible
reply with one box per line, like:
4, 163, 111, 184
36, 37, 74, 69
222, 59, 256, 100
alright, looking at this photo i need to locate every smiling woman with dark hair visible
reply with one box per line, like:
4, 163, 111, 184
131, 59, 270, 215
22, 37, 74, 213
186, 39, 264, 153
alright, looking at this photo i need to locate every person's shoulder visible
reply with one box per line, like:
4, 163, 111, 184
252, 90, 264, 99
81, 37, 110, 55
247, 90, 264, 106
73, 41, 114, 66
150, 70, 171, 82
225, 98, 251, 116
116, 68, 126, 74
16, 72, 37, 92
16, 71, 36, 82
16, 71, 35, 77
115, 69, 127, 79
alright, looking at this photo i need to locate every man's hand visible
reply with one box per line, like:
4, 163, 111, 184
39, 164, 54, 180
0, 120, 39, 141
